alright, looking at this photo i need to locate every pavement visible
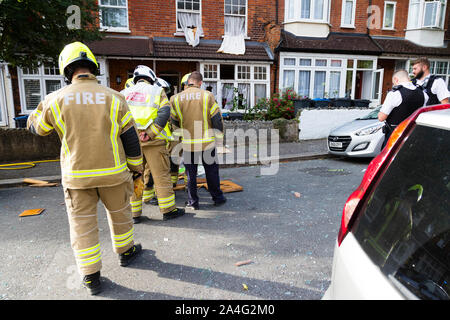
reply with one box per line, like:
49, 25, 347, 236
0, 139, 332, 188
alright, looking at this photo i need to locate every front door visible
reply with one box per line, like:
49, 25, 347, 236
372, 68, 384, 105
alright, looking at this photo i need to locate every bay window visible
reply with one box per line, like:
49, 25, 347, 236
285, 0, 330, 23
408, 0, 447, 29
99, 0, 129, 31
201, 63, 270, 111
280, 54, 379, 102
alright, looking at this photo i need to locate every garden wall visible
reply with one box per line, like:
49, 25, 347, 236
298, 108, 375, 140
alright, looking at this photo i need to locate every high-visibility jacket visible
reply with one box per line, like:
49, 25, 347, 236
170, 85, 224, 152
27, 73, 143, 189
121, 80, 173, 147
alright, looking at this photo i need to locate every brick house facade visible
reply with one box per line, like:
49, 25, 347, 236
0, 0, 280, 128
1, 1, 450, 128
278, 0, 450, 106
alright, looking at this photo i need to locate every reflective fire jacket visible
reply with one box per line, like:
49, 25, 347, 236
121, 79, 173, 147
27, 73, 143, 189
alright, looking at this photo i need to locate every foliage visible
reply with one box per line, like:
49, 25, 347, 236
245, 88, 299, 121
0, 0, 103, 68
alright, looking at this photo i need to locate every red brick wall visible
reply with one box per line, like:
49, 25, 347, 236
124, 0, 278, 41
368, 0, 408, 38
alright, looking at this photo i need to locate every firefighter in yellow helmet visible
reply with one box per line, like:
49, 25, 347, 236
181, 73, 191, 91
121, 65, 185, 223
27, 42, 144, 295
124, 77, 135, 90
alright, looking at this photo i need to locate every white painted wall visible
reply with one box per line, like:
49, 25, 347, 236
299, 109, 374, 140
284, 22, 330, 38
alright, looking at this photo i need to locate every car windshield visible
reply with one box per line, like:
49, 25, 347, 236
357, 106, 381, 120
351, 123, 450, 300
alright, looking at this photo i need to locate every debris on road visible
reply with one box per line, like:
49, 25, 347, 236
23, 178, 58, 187
19, 208, 45, 217
235, 260, 253, 267
242, 283, 249, 291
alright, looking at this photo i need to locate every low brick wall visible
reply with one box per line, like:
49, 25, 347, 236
0, 128, 61, 162
224, 119, 299, 145
0, 119, 300, 162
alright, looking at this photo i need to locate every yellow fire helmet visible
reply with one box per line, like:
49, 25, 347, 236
124, 78, 135, 89
181, 73, 191, 89
58, 42, 99, 81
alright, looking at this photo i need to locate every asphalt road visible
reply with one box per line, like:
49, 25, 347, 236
0, 157, 370, 300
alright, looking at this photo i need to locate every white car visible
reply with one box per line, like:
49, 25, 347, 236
328, 107, 384, 158
323, 104, 450, 300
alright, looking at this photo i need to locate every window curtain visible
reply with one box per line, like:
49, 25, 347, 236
221, 84, 235, 110
237, 83, 250, 110
298, 71, 311, 97
218, 16, 246, 55
202, 81, 218, 101
283, 70, 295, 90
178, 12, 203, 47
313, 71, 326, 98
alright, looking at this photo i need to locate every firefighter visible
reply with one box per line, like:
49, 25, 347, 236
121, 65, 185, 223
26, 42, 143, 295
170, 71, 227, 210
142, 77, 174, 205
124, 77, 135, 90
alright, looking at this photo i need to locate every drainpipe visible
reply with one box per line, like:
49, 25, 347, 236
273, 0, 279, 95
3, 64, 16, 128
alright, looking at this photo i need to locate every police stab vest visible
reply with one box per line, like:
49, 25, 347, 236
387, 85, 425, 126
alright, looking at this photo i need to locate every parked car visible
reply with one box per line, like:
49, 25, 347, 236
327, 107, 384, 158
323, 104, 450, 300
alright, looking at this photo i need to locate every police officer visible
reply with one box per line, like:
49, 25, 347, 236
170, 71, 226, 210
121, 65, 185, 222
411, 57, 450, 105
27, 42, 143, 295
378, 69, 428, 148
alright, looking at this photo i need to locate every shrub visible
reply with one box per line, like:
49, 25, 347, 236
247, 89, 298, 121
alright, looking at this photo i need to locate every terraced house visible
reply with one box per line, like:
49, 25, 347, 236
277, 0, 450, 106
1, 0, 450, 128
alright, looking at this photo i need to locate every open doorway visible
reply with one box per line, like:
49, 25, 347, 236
157, 73, 180, 99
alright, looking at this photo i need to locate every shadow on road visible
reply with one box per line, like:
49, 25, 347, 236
124, 249, 324, 300
97, 277, 186, 300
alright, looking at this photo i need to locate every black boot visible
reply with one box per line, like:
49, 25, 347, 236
133, 216, 142, 224
163, 208, 186, 220
82, 271, 102, 295
119, 244, 142, 267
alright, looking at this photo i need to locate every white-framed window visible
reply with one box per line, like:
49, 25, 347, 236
284, 0, 330, 23
176, 0, 202, 32
18, 63, 65, 114
383, 1, 397, 29
280, 53, 379, 101
99, 0, 130, 32
341, 0, 357, 28
407, 58, 450, 87
224, 0, 248, 37
200, 63, 270, 111
408, 0, 447, 29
